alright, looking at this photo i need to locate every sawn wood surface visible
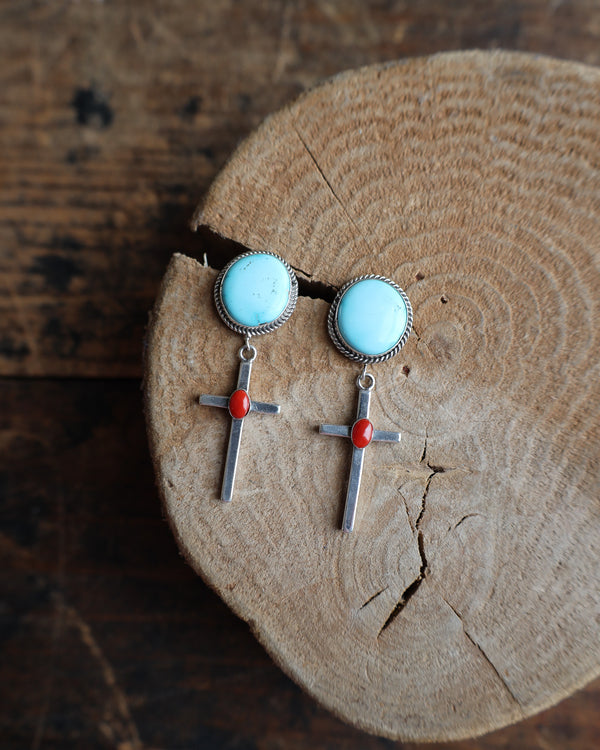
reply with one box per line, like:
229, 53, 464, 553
146, 52, 600, 741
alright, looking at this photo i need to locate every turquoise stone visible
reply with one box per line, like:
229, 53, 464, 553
221, 253, 291, 327
337, 279, 408, 356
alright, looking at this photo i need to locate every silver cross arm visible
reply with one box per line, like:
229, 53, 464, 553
199, 394, 280, 414
319, 424, 400, 443
199, 394, 229, 408
199, 357, 279, 502
320, 387, 401, 532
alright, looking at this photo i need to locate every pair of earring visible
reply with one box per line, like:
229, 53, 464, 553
199, 250, 413, 533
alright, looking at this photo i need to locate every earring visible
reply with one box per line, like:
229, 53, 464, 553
199, 251, 298, 502
320, 275, 413, 532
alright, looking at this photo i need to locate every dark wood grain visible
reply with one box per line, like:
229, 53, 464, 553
1, 0, 599, 746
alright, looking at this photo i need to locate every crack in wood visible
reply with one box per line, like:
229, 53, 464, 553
398, 488, 414, 533
192, 225, 336, 302
290, 264, 337, 302
453, 513, 482, 530
440, 595, 522, 710
359, 587, 388, 610
420, 430, 428, 463
378, 530, 428, 637
291, 122, 376, 259
415, 472, 433, 530
378, 440, 458, 637
415, 432, 447, 528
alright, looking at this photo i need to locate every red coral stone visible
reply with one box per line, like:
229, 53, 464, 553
351, 418, 373, 449
229, 389, 250, 419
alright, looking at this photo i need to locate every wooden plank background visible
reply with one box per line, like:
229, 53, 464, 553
1, 1, 599, 748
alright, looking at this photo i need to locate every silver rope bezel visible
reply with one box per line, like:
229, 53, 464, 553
214, 250, 298, 337
328, 274, 413, 364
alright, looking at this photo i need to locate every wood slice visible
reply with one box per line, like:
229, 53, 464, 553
145, 51, 600, 741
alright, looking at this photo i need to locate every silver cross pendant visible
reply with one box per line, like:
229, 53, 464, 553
320, 375, 401, 532
199, 344, 279, 502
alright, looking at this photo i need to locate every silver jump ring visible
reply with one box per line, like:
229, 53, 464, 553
238, 343, 257, 362
357, 371, 375, 391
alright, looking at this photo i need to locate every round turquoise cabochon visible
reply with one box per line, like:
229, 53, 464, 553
221, 253, 291, 328
337, 278, 409, 357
